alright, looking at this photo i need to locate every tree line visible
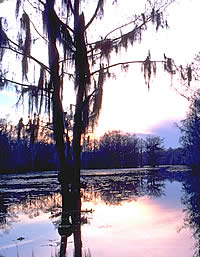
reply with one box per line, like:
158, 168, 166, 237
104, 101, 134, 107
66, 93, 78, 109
0, 0, 178, 185
80, 131, 187, 169
0, 0, 198, 177
178, 89, 200, 171
0, 117, 58, 173
0, 117, 188, 174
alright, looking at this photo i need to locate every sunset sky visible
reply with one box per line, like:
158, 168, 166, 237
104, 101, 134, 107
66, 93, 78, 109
0, 0, 200, 148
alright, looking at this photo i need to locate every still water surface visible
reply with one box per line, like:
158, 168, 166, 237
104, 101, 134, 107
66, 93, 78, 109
0, 166, 199, 257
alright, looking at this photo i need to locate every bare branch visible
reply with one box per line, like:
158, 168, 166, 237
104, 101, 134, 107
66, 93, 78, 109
26, 0, 44, 12
112, 15, 152, 43
90, 60, 164, 76
85, 0, 104, 30
66, 0, 74, 14
2, 77, 53, 93
29, 16, 48, 43
0, 46, 50, 72
38, 0, 45, 6
7, 37, 20, 48
59, 71, 74, 79
173, 87, 190, 101
104, 15, 141, 39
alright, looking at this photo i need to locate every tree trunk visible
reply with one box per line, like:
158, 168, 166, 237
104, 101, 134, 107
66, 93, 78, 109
73, 111, 82, 186
46, 0, 71, 185
73, 0, 89, 187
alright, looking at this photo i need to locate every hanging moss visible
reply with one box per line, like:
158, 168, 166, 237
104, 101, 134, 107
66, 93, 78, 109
15, 0, 21, 18
0, 18, 9, 61
90, 64, 104, 128
187, 66, 192, 86
20, 12, 31, 81
143, 51, 151, 90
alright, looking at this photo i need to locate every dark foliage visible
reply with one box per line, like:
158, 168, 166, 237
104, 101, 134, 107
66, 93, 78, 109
0, 129, 58, 173
0, 127, 188, 174
179, 90, 200, 169
0, 0, 175, 183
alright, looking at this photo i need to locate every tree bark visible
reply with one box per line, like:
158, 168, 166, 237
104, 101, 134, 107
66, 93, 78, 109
46, 0, 71, 185
73, 0, 90, 187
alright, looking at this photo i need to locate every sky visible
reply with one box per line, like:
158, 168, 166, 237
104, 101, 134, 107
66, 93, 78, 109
94, 0, 200, 148
1, 0, 200, 148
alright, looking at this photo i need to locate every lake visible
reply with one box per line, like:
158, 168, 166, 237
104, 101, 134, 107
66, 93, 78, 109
0, 166, 200, 257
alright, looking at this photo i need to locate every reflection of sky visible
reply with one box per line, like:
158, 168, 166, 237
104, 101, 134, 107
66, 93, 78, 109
151, 181, 184, 209
0, 212, 60, 257
82, 183, 193, 257
0, 180, 194, 257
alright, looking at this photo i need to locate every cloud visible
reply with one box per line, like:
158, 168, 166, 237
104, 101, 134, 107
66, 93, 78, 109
136, 120, 182, 149
150, 120, 182, 149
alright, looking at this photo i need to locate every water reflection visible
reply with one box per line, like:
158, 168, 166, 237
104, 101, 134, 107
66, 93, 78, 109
82, 171, 166, 205
0, 170, 167, 230
0, 168, 199, 257
58, 188, 82, 257
0, 193, 62, 233
181, 173, 200, 257
0, 192, 7, 227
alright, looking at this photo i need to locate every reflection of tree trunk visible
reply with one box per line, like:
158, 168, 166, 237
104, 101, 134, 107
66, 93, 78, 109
58, 188, 82, 257
74, 224, 82, 257
59, 189, 73, 257
197, 237, 200, 257
72, 190, 82, 257
60, 235, 68, 257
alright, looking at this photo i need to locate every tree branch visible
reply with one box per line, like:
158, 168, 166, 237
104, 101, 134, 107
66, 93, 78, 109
86, 13, 152, 58
90, 60, 164, 76
67, 0, 74, 14
26, 0, 44, 12
112, 15, 152, 43
104, 15, 141, 39
7, 37, 20, 48
0, 46, 50, 72
173, 87, 190, 101
59, 71, 74, 79
29, 16, 48, 43
85, 0, 103, 30
2, 77, 53, 93
38, 0, 45, 6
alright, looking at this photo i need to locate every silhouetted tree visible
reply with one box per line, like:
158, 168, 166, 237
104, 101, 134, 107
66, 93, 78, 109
0, 0, 174, 185
17, 118, 24, 140
0, 117, 59, 173
0, 118, 8, 131
145, 135, 164, 167
179, 90, 200, 169
98, 130, 139, 168
181, 174, 200, 257
162, 147, 187, 165
138, 138, 145, 167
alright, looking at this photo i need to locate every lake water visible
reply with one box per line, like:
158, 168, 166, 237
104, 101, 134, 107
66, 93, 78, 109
0, 166, 200, 257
